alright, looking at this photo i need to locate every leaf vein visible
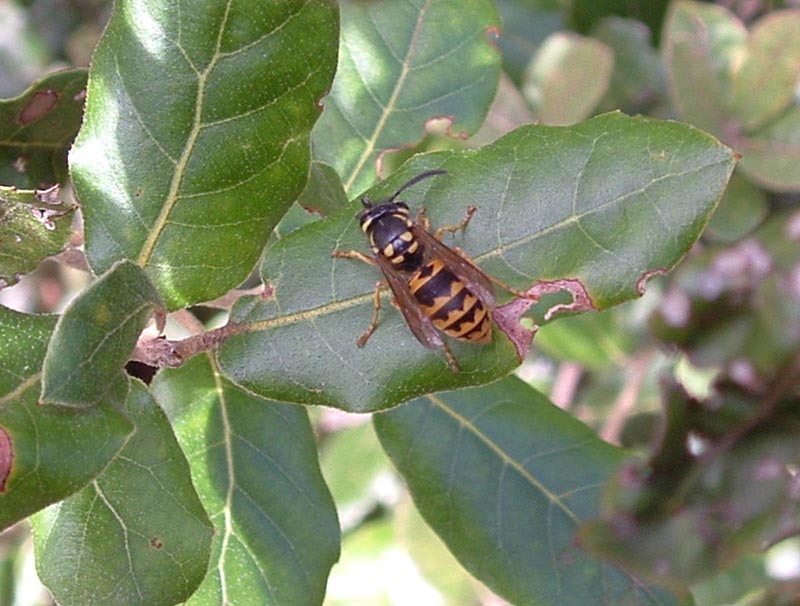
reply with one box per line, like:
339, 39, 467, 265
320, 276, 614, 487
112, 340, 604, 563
426, 394, 582, 524
136, 0, 235, 266
343, 0, 433, 192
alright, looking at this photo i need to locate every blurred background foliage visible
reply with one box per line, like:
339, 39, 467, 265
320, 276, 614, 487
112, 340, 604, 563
1, 0, 800, 605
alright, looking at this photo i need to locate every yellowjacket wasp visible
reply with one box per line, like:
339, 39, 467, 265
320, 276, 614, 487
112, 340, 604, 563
333, 169, 530, 371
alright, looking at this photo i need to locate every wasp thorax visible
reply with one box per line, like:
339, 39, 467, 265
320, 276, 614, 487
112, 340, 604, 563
359, 201, 423, 271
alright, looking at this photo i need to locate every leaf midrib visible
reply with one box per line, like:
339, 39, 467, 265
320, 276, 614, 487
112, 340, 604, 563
426, 394, 669, 604
136, 0, 234, 267
342, 0, 432, 194
427, 393, 582, 524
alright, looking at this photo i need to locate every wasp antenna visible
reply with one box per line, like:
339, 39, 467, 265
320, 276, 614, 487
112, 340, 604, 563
361, 197, 374, 208
388, 169, 447, 203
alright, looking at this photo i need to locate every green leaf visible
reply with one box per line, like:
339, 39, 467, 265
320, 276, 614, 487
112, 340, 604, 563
0, 184, 75, 287
319, 421, 390, 514
470, 72, 535, 146
298, 161, 349, 218
735, 104, 800, 192
373, 377, 679, 606
151, 354, 340, 606
730, 10, 800, 133
592, 17, 666, 114
522, 32, 614, 125
41, 260, 163, 407
218, 113, 735, 412
663, 1, 745, 137
0, 307, 132, 532
690, 555, 769, 606
495, 0, 564, 86
312, 0, 501, 196
569, 0, 671, 46
69, 0, 339, 309
0, 68, 87, 188
705, 172, 768, 243
32, 378, 214, 606
535, 307, 636, 371
272, 161, 349, 238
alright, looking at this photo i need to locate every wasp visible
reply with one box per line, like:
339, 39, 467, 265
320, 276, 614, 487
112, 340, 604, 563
333, 169, 527, 371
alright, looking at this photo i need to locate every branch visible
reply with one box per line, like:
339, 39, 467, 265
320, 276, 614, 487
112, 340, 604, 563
130, 321, 249, 368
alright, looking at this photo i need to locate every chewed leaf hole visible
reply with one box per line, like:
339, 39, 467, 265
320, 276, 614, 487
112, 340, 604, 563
493, 278, 596, 360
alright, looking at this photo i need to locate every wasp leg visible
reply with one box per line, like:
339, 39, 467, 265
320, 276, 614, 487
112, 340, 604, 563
485, 273, 538, 300
356, 281, 385, 348
420, 205, 477, 241
331, 249, 376, 266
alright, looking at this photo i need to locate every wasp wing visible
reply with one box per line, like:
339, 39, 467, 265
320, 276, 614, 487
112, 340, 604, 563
374, 253, 445, 350
411, 224, 496, 309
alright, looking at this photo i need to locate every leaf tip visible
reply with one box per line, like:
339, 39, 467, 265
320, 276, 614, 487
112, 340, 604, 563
637, 268, 668, 296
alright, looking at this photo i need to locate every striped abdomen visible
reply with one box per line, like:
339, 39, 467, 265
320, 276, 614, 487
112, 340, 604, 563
408, 258, 491, 343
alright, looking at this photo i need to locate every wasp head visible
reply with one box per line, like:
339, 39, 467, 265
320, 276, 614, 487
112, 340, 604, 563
358, 200, 410, 232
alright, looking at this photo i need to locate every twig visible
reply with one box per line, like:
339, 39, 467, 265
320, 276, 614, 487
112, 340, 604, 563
550, 362, 583, 410
130, 321, 249, 368
601, 351, 654, 445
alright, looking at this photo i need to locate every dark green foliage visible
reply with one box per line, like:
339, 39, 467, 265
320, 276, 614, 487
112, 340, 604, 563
1, 1, 798, 605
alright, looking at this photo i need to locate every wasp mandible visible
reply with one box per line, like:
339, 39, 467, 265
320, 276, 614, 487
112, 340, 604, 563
333, 169, 528, 372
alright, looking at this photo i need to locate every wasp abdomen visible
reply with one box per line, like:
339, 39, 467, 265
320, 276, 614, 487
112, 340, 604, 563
409, 259, 492, 344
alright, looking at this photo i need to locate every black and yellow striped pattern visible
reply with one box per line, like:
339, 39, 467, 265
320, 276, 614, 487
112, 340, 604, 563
408, 258, 491, 344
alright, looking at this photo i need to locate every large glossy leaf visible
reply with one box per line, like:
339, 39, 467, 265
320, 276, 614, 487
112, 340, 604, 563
218, 112, 735, 412
151, 354, 340, 606
33, 378, 214, 606
312, 0, 501, 196
0, 68, 87, 188
0, 307, 132, 531
70, 0, 339, 309
373, 377, 679, 606
0, 185, 75, 287
41, 260, 163, 407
